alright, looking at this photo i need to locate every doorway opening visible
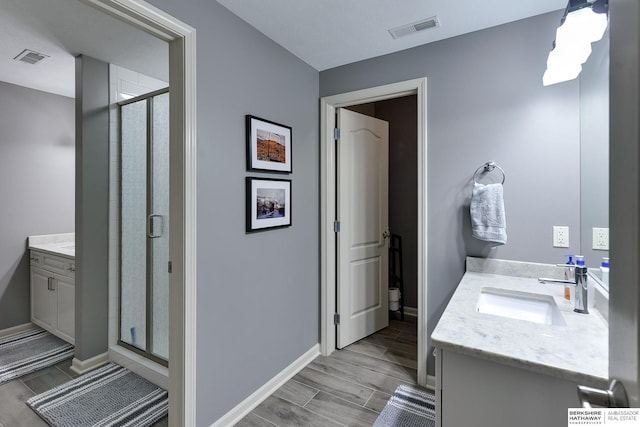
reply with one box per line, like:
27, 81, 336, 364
84, 1, 197, 424
337, 95, 418, 369
320, 77, 430, 387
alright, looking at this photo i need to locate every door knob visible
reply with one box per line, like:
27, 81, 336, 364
382, 230, 391, 239
578, 379, 629, 408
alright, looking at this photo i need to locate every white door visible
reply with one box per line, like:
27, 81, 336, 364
336, 108, 389, 349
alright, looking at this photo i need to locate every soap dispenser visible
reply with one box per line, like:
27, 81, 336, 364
574, 255, 589, 314
600, 257, 610, 286
563, 255, 574, 301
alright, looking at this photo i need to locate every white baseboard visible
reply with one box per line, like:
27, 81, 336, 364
403, 306, 418, 317
70, 352, 109, 375
0, 322, 35, 338
211, 344, 320, 427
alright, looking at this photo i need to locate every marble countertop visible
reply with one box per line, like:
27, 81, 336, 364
431, 257, 608, 387
28, 233, 75, 259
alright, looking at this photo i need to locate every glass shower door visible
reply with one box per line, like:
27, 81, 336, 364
150, 92, 169, 360
119, 89, 169, 364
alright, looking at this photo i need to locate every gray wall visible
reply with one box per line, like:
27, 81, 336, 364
75, 55, 110, 360
146, 2, 319, 424
0, 81, 74, 330
321, 10, 581, 375
580, 32, 609, 268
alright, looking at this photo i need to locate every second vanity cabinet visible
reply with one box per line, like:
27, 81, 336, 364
30, 250, 75, 344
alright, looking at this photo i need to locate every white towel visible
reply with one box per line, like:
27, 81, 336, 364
470, 182, 507, 245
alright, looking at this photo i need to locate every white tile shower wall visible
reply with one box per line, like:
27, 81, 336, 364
108, 64, 167, 347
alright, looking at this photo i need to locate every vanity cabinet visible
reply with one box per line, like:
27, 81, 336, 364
431, 258, 609, 427
435, 348, 582, 427
30, 250, 75, 344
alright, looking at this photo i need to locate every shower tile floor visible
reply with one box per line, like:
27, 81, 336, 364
0, 358, 168, 427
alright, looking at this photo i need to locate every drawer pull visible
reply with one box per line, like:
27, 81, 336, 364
67, 266, 76, 272
30, 257, 40, 263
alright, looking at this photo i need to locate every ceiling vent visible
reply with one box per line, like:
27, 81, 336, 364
389, 16, 440, 39
13, 49, 49, 65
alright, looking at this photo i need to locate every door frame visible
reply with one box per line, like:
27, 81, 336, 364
320, 77, 429, 386
609, 0, 640, 405
82, 1, 197, 425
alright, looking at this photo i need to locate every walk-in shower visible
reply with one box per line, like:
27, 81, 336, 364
119, 88, 169, 365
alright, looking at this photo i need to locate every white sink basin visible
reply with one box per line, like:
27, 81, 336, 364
476, 287, 567, 326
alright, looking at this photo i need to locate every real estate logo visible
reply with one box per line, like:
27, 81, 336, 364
568, 408, 639, 426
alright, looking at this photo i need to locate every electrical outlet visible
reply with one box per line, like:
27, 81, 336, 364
553, 226, 569, 248
593, 227, 609, 250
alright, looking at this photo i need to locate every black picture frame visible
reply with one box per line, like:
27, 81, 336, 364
246, 115, 292, 173
246, 177, 292, 233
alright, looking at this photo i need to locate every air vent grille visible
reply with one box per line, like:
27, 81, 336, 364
389, 16, 440, 39
14, 49, 49, 65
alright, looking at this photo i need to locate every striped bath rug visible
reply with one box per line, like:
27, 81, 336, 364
0, 327, 74, 385
374, 384, 436, 427
27, 363, 168, 427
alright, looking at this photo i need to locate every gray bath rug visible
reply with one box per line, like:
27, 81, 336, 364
27, 363, 168, 427
0, 327, 74, 385
374, 384, 436, 427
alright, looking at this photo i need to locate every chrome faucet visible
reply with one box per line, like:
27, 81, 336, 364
538, 256, 589, 314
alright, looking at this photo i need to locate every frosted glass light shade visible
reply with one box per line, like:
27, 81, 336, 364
543, 63, 582, 86
560, 7, 608, 44
543, 6, 608, 86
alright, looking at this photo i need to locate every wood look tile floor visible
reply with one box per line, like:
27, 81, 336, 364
0, 358, 168, 427
236, 315, 418, 427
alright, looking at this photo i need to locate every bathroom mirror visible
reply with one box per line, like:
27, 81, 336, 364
580, 30, 609, 278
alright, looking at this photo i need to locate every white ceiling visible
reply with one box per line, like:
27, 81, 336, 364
0, 0, 568, 98
217, 0, 567, 71
0, 0, 168, 98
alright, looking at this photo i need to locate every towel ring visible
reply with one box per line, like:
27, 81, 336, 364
473, 161, 505, 185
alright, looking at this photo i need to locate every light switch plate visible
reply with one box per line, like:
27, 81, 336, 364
553, 226, 569, 248
593, 227, 609, 250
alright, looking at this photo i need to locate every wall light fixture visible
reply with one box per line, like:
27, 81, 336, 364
543, 0, 608, 86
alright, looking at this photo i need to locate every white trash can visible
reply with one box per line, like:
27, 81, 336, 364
389, 287, 401, 311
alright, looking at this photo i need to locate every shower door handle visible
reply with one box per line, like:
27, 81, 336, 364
147, 214, 164, 238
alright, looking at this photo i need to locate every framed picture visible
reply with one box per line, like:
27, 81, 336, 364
246, 177, 292, 233
246, 115, 292, 173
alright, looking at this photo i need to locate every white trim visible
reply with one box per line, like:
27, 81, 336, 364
210, 344, 320, 427
426, 374, 437, 391
70, 352, 110, 375
402, 306, 418, 318
109, 345, 169, 389
79, 1, 197, 425
0, 322, 35, 338
320, 77, 428, 386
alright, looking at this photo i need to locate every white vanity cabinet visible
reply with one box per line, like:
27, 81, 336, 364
431, 257, 609, 427
435, 348, 583, 427
30, 250, 75, 344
